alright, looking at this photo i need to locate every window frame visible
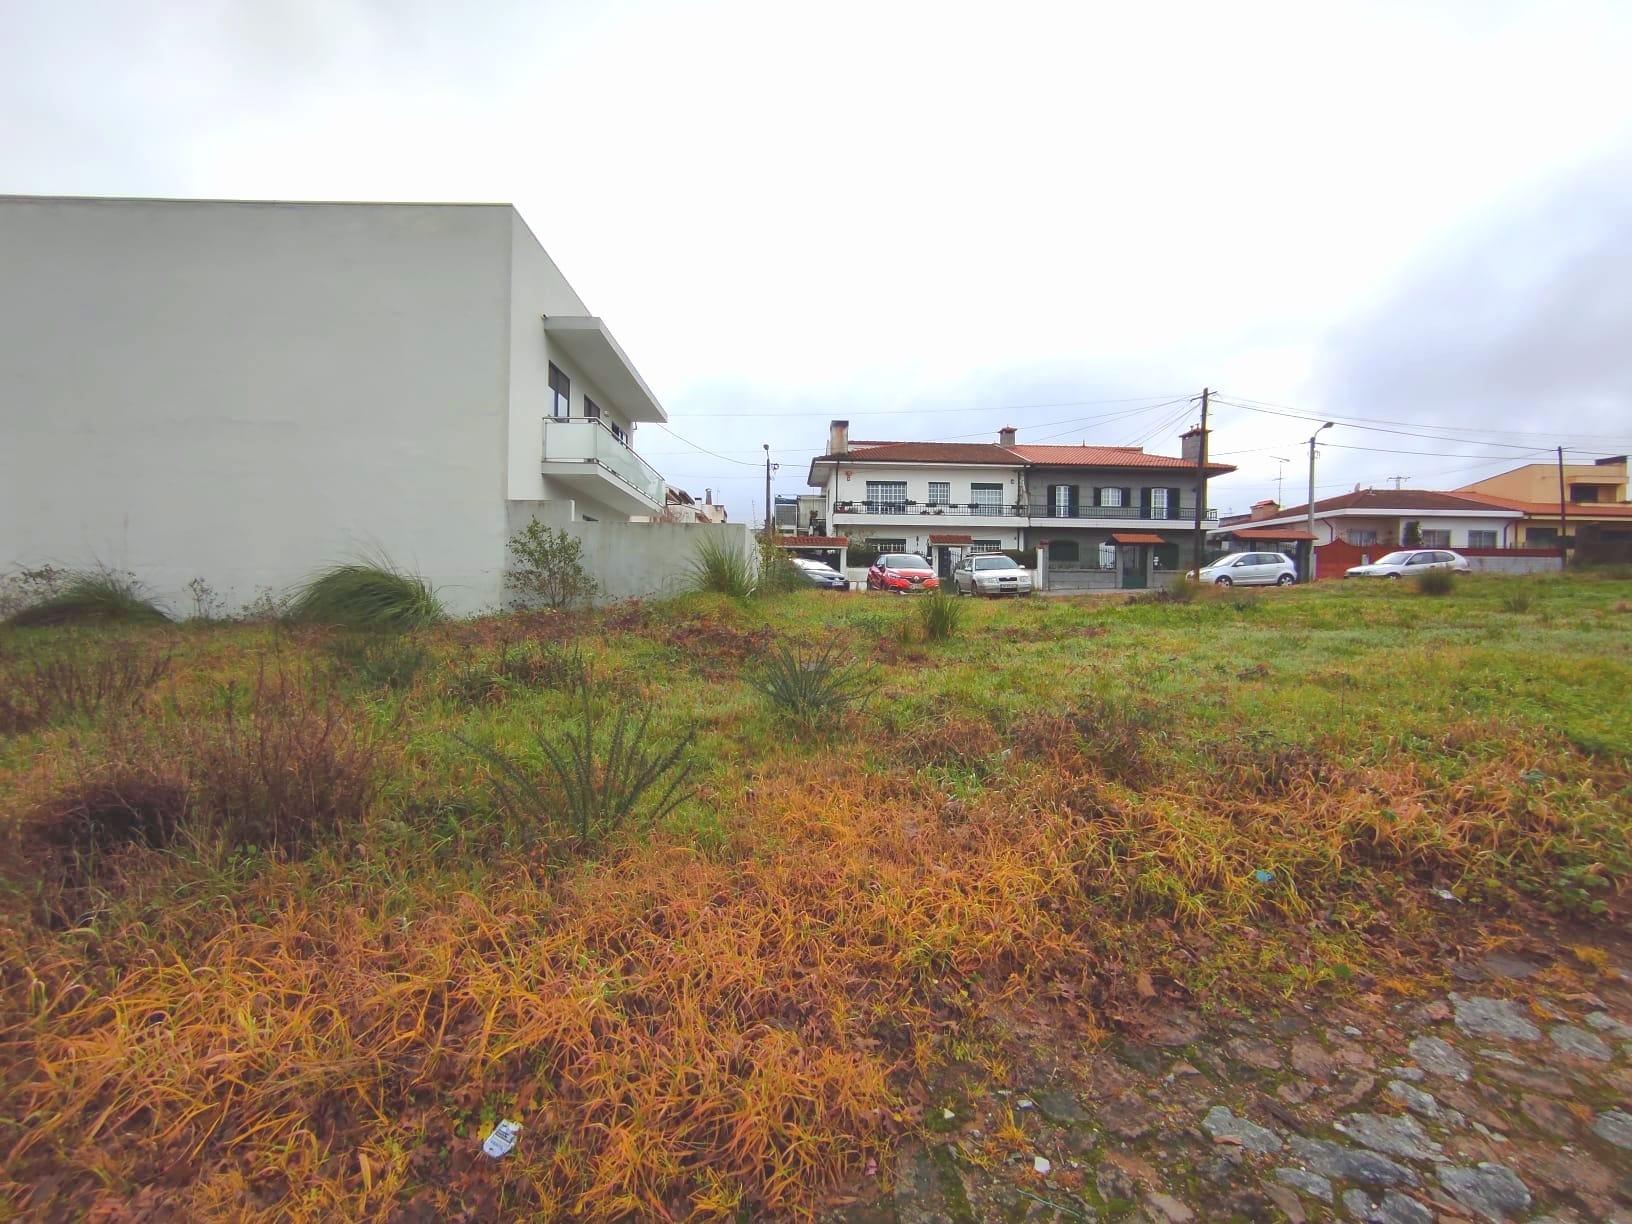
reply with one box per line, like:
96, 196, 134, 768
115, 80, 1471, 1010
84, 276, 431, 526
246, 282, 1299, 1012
927, 481, 951, 507
864, 480, 908, 511
970, 482, 1004, 512
584, 396, 602, 421
548, 362, 571, 419
1466, 529, 1496, 549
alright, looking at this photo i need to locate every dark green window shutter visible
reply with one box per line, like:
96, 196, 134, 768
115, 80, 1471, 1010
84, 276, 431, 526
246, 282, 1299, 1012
1169, 487, 1182, 519
1122, 487, 1134, 509
1092, 486, 1102, 507
1067, 486, 1079, 515
1138, 488, 1151, 517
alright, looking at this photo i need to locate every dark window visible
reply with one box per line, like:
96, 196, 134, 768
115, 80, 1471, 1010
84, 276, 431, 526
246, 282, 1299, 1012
1153, 543, 1180, 570
584, 397, 601, 421
549, 363, 570, 419
1467, 530, 1496, 548
610, 422, 626, 444
927, 481, 950, 506
1570, 484, 1600, 503
1049, 539, 1080, 562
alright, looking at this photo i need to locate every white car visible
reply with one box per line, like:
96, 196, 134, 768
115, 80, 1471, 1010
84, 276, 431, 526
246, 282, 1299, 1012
953, 553, 1034, 597
1195, 551, 1297, 587
1344, 549, 1470, 579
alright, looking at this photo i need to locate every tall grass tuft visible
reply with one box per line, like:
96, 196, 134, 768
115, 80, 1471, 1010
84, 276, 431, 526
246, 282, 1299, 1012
465, 681, 696, 847
287, 558, 445, 630
915, 591, 966, 641
754, 639, 873, 727
6, 569, 171, 628
688, 535, 757, 598
1500, 588, 1535, 613
1415, 569, 1456, 597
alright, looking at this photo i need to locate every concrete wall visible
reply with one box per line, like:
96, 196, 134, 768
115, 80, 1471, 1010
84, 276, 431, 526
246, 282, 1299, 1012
508, 502, 755, 602
1463, 554, 1563, 575
1, 197, 515, 615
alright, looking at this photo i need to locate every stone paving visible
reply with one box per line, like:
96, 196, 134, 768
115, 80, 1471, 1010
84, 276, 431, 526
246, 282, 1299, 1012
828, 937, 1632, 1222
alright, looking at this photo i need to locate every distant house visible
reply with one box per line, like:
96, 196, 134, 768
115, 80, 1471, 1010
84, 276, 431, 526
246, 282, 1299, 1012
1455, 456, 1632, 551
806, 421, 1234, 590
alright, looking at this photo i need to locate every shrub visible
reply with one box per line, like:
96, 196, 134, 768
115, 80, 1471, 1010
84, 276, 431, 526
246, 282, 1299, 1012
184, 668, 382, 855
1500, 588, 1535, 613
1131, 575, 1202, 605
505, 519, 599, 610
6, 568, 171, 628
0, 642, 173, 735
184, 577, 228, 622
327, 633, 430, 691
915, 591, 965, 641
287, 558, 444, 630
754, 534, 804, 596
465, 682, 696, 847
689, 535, 756, 598
754, 639, 873, 727
1415, 569, 1455, 597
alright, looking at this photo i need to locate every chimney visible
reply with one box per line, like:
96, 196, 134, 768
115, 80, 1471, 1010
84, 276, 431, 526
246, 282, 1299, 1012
704, 488, 712, 504
1180, 425, 1207, 466
828, 419, 850, 455
998, 425, 1017, 446
1249, 499, 1279, 521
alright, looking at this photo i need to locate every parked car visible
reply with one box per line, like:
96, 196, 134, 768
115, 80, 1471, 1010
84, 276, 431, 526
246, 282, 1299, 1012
1344, 549, 1470, 579
953, 553, 1033, 597
1194, 551, 1297, 586
866, 553, 939, 593
791, 557, 849, 590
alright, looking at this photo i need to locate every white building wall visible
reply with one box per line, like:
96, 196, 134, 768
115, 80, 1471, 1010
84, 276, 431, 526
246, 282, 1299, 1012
828, 463, 1026, 509
0, 197, 515, 615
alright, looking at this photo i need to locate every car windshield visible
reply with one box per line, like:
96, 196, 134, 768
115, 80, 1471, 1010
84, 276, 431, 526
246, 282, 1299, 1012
972, 556, 1015, 571
880, 554, 929, 569
1209, 554, 1248, 568
1373, 551, 1412, 565
802, 562, 839, 575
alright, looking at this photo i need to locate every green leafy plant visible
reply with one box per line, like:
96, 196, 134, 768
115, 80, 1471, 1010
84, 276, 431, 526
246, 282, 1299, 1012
754, 639, 873, 727
915, 591, 966, 641
6, 568, 171, 628
688, 535, 756, 598
286, 557, 444, 630
1415, 569, 1455, 597
505, 519, 600, 610
464, 684, 696, 847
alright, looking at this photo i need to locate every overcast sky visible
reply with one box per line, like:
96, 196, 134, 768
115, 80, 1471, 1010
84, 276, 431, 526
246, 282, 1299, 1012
6, 0, 1631, 519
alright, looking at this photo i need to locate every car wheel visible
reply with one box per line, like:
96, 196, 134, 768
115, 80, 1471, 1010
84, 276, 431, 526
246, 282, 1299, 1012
1276, 573, 1293, 586
1387, 573, 1401, 581
1215, 575, 1232, 586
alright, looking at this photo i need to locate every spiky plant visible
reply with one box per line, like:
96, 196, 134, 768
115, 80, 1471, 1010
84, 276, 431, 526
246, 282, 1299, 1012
6, 568, 171, 627
754, 639, 873, 727
286, 557, 445, 630
914, 591, 965, 641
688, 535, 756, 598
465, 682, 696, 846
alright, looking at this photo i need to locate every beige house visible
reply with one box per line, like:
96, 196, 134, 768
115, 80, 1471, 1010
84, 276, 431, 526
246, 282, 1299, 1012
1456, 456, 1632, 549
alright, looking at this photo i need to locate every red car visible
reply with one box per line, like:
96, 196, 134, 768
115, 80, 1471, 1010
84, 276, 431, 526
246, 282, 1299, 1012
867, 552, 940, 593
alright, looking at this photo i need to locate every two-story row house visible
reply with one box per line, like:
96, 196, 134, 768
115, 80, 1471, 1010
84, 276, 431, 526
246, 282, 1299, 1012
805, 421, 1234, 590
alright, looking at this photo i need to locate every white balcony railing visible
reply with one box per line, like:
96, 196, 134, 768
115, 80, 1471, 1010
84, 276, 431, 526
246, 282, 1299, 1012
541, 417, 665, 506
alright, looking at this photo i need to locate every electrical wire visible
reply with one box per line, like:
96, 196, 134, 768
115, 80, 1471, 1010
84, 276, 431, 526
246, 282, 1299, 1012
1211, 395, 1632, 453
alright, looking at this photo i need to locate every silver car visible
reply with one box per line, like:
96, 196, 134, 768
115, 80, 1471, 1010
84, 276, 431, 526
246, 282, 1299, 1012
953, 553, 1033, 596
1196, 551, 1297, 587
1344, 549, 1470, 579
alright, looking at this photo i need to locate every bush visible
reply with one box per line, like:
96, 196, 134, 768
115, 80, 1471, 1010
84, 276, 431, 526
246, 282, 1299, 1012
755, 534, 804, 596
505, 519, 599, 610
287, 558, 444, 630
464, 682, 696, 848
0, 565, 66, 621
754, 639, 873, 728
1130, 576, 1203, 605
1415, 569, 1456, 597
915, 591, 965, 641
689, 535, 756, 598
6, 568, 171, 628
184, 668, 383, 855
327, 633, 430, 691
0, 642, 173, 735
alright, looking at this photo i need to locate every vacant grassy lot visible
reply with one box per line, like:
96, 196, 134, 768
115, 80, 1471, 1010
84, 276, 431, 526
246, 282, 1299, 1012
2, 574, 1629, 1218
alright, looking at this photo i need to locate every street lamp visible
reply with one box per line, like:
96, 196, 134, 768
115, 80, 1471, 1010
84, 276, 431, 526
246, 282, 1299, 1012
1306, 422, 1334, 581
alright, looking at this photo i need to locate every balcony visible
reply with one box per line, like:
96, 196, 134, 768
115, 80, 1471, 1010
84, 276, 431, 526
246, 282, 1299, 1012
541, 417, 665, 515
1027, 502, 1217, 524
834, 500, 1028, 518
831, 500, 1217, 524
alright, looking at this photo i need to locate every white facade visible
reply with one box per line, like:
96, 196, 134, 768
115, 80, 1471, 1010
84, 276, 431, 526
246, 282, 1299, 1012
0, 196, 669, 615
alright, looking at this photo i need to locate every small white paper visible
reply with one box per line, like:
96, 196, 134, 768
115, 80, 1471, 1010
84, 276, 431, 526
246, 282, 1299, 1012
481, 1119, 523, 1158
1033, 1155, 1051, 1175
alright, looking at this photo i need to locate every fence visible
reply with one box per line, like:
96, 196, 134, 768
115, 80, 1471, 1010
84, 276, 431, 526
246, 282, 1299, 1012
1313, 540, 1563, 580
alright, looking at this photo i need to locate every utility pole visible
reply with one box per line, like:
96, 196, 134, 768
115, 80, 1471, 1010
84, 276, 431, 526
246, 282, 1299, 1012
1306, 421, 1334, 582
1556, 446, 1569, 566
1190, 387, 1209, 577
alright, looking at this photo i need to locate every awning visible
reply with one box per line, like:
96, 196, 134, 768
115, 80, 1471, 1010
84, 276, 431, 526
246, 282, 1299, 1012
1110, 532, 1166, 545
929, 533, 974, 544
541, 316, 667, 422
1222, 526, 1318, 541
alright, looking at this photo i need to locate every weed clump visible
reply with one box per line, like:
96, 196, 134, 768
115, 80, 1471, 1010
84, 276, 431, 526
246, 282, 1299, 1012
6, 569, 171, 628
444, 639, 588, 705
327, 633, 430, 690
1130, 575, 1203, 605
1415, 569, 1456, 597
754, 639, 873, 728
0, 642, 172, 734
915, 591, 965, 641
1500, 588, 1535, 613
287, 558, 444, 630
688, 535, 757, 597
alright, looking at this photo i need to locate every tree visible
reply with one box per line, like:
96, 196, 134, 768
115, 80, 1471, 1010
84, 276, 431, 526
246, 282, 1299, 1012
505, 520, 599, 610
1401, 520, 1423, 547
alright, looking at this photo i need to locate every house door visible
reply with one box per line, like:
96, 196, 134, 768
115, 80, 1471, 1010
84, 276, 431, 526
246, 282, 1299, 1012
1120, 545, 1147, 589
935, 547, 955, 579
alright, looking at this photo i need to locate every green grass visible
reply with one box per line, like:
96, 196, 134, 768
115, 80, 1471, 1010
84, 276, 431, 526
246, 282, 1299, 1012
5, 569, 170, 627
286, 558, 445, 630
1, 571, 1629, 1219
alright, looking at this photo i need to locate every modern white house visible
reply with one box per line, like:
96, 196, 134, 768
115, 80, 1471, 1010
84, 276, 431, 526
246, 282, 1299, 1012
0, 196, 736, 614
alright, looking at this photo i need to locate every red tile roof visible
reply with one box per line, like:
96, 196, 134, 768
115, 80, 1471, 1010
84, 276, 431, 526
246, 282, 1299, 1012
1010, 444, 1234, 474
1110, 531, 1168, 545
1231, 488, 1524, 524
813, 441, 1023, 465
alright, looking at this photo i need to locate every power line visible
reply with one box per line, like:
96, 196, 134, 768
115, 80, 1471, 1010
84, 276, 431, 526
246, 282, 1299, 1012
667, 393, 1190, 420
652, 423, 762, 467
1210, 395, 1632, 453
1214, 393, 1632, 443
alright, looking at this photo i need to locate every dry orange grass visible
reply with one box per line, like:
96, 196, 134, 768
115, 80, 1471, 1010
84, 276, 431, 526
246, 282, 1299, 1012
1, 720, 1626, 1218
